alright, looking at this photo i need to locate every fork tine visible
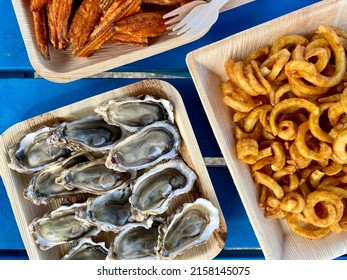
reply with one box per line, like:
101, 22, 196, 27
164, 16, 181, 26
176, 24, 192, 35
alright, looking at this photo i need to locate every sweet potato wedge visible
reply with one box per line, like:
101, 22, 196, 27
30, 0, 49, 11
75, 0, 141, 57
113, 11, 167, 38
54, 0, 75, 50
68, 0, 102, 54
32, 7, 50, 60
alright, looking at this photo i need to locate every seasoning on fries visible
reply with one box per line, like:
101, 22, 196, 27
29, 0, 189, 60
222, 24, 347, 239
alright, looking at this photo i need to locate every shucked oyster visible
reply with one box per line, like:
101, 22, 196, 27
8, 126, 70, 174
95, 95, 174, 132
156, 198, 219, 260
129, 159, 197, 221
29, 203, 99, 250
62, 238, 109, 260
76, 187, 153, 232
47, 115, 126, 152
24, 152, 95, 205
106, 121, 181, 172
107, 224, 160, 260
56, 157, 133, 195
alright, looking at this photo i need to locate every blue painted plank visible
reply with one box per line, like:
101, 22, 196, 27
1, 0, 320, 73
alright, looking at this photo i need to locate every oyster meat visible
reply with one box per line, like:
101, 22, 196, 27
156, 198, 220, 260
106, 121, 181, 172
47, 115, 126, 152
76, 187, 153, 232
130, 159, 197, 221
8, 126, 70, 174
95, 95, 174, 132
61, 238, 109, 260
24, 152, 95, 205
56, 157, 133, 195
29, 203, 99, 250
107, 224, 160, 260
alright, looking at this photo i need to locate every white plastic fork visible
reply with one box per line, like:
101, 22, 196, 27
163, 0, 206, 30
166, 0, 230, 39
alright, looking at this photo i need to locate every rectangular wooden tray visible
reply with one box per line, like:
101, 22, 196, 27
0, 79, 226, 260
11, 0, 253, 83
186, 0, 347, 260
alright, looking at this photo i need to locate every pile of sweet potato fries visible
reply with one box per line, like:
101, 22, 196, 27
30, 0, 190, 60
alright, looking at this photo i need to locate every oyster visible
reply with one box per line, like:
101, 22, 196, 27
47, 115, 126, 152
156, 198, 219, 260
61, 238, 109, 260
107, 224, 160, 260
76, 187, 153, 232
29, 203, 99, 250
95, 95, 174, 132
106, 121, 181, 172
24, 152, 95, 205
130, 159, 197, 221
56, 157, 133, 195
8, 126, 70, 174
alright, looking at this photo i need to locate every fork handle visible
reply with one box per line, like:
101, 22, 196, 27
212, 0, 232, 11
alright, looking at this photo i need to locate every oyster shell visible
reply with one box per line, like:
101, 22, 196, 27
61, 238, 109, 260
95, 95, 174, 132
76, 187, 153, 232
24, 152, 95, 205
129, 159, 197, 221
29, 203, 99, 250
47, 115, 126, 152
56, 157, 133, 195
106, 121, 181, 172
8, 126, 70, 174
107, 224, 160, 260
156, 198, 219, 260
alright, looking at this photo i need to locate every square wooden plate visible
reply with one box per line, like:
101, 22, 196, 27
11, 0, 252, 83
0, 79, 226, 260
186, 0, 347, 260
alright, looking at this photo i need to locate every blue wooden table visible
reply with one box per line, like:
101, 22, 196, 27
1, 0, 335, 260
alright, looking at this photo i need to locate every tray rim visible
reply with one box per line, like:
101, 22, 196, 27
186, 0, 347, 260
0, 79, 227, 260
10, 0, 252, 83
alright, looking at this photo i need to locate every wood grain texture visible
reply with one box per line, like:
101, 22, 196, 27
186, 0, 347, 260
11, 0, 253, 83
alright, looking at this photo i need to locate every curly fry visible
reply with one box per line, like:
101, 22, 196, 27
269, 34, 309, 56
285, 25, 346, 87
236, 139, 259, 165
333, 129, 347, 163
287, 215, 331, 239
303, 190, 344, 227
269, 98, 319, 136
253, 171, 284, 199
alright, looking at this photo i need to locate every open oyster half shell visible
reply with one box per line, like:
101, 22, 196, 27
56, 156, 133, 195
107, 223, 160, 260
29, 203, 99, 250
8, 126, 70, 174
24, 152, 95, 205
61, 238, 109, 260
75, 187, 153, 232
106, 121, 181, 172
95, 95, 174, 132
129, 159, 197, 222
156, 198, 220, 260
47, 115, 127, 152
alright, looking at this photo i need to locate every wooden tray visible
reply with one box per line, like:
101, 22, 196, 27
186, 0, 347, 260
11, 0, 253, 83
0, 79, 226, 260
